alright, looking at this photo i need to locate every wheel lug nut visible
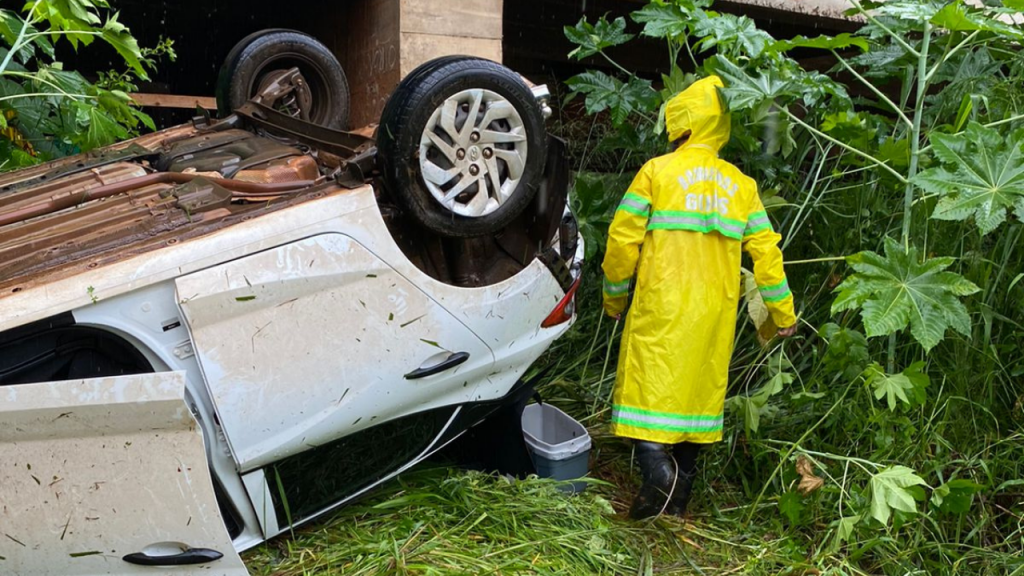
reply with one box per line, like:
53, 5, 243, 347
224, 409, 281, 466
469, 165, 480, 176
482, 148, 493, 159
457, 149, 466, 160
470, 132, 480, 143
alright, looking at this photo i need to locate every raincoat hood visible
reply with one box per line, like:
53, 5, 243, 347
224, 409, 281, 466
665, 75, 730, 152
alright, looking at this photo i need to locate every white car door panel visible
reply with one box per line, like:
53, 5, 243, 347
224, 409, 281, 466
0, 371, 247, 575
175, 233, 493, 472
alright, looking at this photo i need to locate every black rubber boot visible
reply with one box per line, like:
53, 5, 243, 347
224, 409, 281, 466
665, 471, 695, 516
666, 443, 701, 517
629, 441, 677, 519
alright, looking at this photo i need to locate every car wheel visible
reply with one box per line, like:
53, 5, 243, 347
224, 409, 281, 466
378, 57, 547, 238
216, 29, 350, 129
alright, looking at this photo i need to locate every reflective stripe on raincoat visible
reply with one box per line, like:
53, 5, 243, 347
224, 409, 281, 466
602, 76, 796, 445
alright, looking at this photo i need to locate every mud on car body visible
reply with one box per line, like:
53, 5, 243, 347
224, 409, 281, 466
0, 30, 581, 575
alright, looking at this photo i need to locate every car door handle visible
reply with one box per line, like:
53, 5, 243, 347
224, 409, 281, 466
123, 547, 223, 566
405, 351, 470, 379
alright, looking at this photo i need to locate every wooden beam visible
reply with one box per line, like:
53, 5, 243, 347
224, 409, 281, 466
132, 93, 217, 110
401, 0, 502, 39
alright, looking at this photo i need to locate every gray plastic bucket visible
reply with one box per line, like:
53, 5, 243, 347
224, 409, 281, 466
521, 403, 592, 493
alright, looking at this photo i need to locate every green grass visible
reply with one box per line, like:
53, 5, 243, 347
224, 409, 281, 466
243, 468, 742, 575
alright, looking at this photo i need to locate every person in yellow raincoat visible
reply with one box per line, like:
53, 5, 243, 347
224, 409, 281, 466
602, 75, 797, 519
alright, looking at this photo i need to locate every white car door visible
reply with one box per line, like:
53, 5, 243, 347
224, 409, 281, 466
175, 232, 494, 473
0, 371, 248, 575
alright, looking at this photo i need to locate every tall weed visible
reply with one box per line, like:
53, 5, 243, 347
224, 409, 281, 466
553, 0, 1024, 572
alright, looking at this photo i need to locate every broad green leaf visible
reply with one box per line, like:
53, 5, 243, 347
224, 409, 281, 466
80, 104, 128, 150
772, 33, 869, 53
863, 362, 928, 411
129, 106, 155, 131
52, 0, 103, 25
874, 1, 942, 21
930, 0, 1024, 39
871, 369, 911, 410
0, 140, 39, 170
931, 479, 984, 514
569, 172, 628, 260
877, 137, 910, 170
778, 491, 804, 525
902, 361, 929, 405
742, 268, 776, 344
832, 237, 979, 351
565, 71, 657, 125
0, 9, 20, 45
707, 55, 791, 113
33, 0, 102, 50
915, 122, 1024, 235
564, 16, 634, 60
693, 13, 772, 58
763, 370, 793, 396
849, 44, 913, 74
834, 514, 862, 548
794, 69, 851, 109
726, 370, 791, 434
725, 394, 762, 434
820, 323, 870, 381
820, 110, 876, 153
0, 10, 42, 64
101, 12, 146, 78
869, 465, 928, 526
630, 0, 709, 39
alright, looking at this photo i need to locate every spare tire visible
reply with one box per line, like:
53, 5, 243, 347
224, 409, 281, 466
216, 29, 350, 129
378, 57, 547, 238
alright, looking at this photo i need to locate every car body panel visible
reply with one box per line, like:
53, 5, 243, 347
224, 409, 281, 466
176, 232, 494, 471
70, 282, 270, 551
0, 371, 247, 575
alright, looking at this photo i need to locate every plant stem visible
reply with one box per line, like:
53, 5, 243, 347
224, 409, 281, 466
0, 92, 93, 102
984, 113, 1024, 129
743, 377, 856, 527
1, 70, 83, 96
902, 21, 931, 250
578, 312, 604, 390
22, 30, 103, 40
598, 317, 621, 409
925, 31, 979, 83
0, 5, 37, 76
785, 256, 849, 265
887, 22, 931, 373
599, 51, 635, 79
757, 441, 881, 473
682, 37, 699, 70
850, 0, 920, 58
782, 109, 908, 184
832, 51, 912, 128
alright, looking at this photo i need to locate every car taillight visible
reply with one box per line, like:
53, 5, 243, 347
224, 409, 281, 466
541, 276, 581, 328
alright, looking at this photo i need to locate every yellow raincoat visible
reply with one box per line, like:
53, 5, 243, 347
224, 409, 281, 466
602, 76, 796, 445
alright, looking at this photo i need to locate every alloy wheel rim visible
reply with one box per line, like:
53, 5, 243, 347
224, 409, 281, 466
418, 88, 528, 218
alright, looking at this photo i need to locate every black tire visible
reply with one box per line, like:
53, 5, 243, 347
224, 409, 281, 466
378, 57, 547, 238
216, 29, 350, 129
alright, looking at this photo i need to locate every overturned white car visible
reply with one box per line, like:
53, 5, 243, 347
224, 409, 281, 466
0, 30, 581, 574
